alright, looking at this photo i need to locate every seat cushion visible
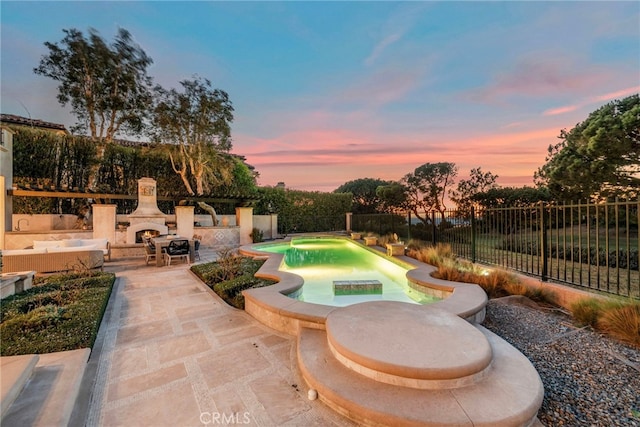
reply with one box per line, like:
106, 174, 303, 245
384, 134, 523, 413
80, 238, 109, 249
62, 239, 84, 247
33, 240, 61, 249
47, 245, 96, 253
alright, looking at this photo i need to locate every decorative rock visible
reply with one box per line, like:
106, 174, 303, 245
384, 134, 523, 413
484, 299, 640, 427
308, 389, 318, 400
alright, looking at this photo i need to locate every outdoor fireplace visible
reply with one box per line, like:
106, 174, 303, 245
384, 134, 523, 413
126, 178, 168, 244
136, 229, 161, 243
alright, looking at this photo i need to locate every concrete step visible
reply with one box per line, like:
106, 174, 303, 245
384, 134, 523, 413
1, 348, 90, 427
1, 354, 40, 418
298, 326, 543, 427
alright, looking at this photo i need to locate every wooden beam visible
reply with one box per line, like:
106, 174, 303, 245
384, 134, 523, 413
8, 189, 258, 205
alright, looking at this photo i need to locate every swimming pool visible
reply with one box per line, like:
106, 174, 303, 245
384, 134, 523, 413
257, 237, 439, 306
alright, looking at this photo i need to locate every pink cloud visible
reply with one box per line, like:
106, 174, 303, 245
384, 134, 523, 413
235, 124, 562, 191
543, 85, 640, 116
469, 57, 607, 103
590, 86, 640, 103
543, 105, 580, 116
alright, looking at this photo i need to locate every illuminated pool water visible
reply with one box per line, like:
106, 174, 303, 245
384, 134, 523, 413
258, 237, 439, 307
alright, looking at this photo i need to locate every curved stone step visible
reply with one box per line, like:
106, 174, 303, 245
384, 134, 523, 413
326, 302, 492, 389
298, 326, 543, 427
1, 354, 40, 418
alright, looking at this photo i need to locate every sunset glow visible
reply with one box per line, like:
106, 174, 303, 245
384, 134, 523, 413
2, 2, 638, 192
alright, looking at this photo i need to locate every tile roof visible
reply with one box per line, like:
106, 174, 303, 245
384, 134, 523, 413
0, 113, 68, 132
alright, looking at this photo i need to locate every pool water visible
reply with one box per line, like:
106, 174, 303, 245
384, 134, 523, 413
258, 237, 439, 307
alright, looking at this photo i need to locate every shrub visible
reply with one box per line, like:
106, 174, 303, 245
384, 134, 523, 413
523, 287, 557, 305
214, 248, 245, 281
408, 243, 454, 267
0, 272, 115, 356
433, 259, 472, 282
191, 255, 275, 309
213, 274, 275, 309
377, 233, 396, 247
2, 304, 68, 334
251, 227, 264, 243
598, 302, 640, 347
501, 280, 529, 298
473, 270, 504, 299
405, 239, 426, 252
571, 298, 604, 328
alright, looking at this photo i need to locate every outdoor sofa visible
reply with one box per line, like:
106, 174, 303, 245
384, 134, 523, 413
1, 249, 104, 274
1, 238, 110, 274
32, 238, 111, 261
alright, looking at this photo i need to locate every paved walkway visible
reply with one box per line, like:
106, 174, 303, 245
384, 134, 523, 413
83, 251, 354, 427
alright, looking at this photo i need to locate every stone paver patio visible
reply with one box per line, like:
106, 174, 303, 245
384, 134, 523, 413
84, 251, 354, 427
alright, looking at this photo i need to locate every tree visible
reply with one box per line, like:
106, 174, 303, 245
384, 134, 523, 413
34, 27, 154, 141
450, 167, 499, 216
152, 76, 236, 225
535, 94, 640, 200
376, 182, 410, 214
472, 186, 551, 209
334, 178, 393, 214
401, 162, 458, 225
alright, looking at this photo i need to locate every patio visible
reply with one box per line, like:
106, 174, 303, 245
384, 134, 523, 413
1, 246, 355, 426
80, 247, 354, 427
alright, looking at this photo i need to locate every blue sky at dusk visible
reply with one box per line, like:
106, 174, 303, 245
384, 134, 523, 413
2, 1, 639, 192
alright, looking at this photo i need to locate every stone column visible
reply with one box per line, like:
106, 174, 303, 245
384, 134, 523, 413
236, 207, 254, 245
176, 206, 195, 239
92, 204, 116, 243
346, 212, 353, 232
270, 213, 278, 240
1, 127, 15, 242
0, 175, 4, 250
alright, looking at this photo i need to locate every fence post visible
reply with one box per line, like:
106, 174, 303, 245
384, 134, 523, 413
539, 201, 549, 281
407, 211, 412, 241
471, 206, 476, 263
431, 211, 437, 245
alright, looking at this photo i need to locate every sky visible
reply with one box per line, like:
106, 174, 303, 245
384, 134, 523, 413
1, 1, 639, 193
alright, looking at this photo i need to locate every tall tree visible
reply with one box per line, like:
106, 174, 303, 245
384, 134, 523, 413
450, 167, 499, 216
34, 27, 154, 141
334, 178, 393, 214
401, 162, 458, 225
376, 182, 410, 214
534, 94, 640, 200
472, 186, 551, 208
152, 76, 236, 225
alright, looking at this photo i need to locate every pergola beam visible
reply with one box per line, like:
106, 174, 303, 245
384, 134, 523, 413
8, 189, 257, 205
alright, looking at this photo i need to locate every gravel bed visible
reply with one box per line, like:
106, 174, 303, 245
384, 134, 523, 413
483, 298, 640, 426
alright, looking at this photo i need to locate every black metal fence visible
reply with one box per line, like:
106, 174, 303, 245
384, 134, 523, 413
352, 199, 639, 299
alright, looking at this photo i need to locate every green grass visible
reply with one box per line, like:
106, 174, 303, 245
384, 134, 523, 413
0, 272, 115, 356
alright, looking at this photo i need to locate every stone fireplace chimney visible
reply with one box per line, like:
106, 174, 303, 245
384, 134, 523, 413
127, 177, 168, 243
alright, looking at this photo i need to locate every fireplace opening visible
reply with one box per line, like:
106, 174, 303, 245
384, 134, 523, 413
136, 229, 161, 243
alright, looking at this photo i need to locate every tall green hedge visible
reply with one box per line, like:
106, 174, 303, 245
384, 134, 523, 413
10, 126, 257, 214
255, 187, 351, 234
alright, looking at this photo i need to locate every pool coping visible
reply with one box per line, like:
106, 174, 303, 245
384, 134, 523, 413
240, 236, 488, 336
